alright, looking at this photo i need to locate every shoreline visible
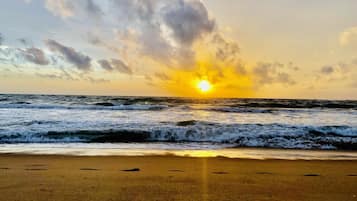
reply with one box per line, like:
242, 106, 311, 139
1, 143, 357, 160
0, 154, 356, 201
1, 152, 357, 161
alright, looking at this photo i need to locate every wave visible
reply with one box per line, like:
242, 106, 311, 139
235, 101, 357, 109
0, 103, 169, 111
1, 122, 356, 150
203, 107, 276, 113
1, 95, 356, 110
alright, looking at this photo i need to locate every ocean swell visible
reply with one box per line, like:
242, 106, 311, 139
0, 122, 356, 150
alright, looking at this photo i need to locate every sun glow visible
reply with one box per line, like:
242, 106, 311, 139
197, 80, 212, 93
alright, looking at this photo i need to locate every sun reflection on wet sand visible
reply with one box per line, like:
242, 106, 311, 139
1, 144, 357, 160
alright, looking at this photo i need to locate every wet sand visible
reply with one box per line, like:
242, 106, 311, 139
0, 154, 356, 201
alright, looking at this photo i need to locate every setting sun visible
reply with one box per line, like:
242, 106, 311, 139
197, 80, 212, 93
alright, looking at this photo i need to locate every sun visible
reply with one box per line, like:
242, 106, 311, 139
197, 80, 212, 93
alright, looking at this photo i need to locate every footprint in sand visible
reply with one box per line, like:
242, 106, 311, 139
25, 164, 47, 167
168, 169, 184, 172
347, 174, 357, 176
0, 167, 10, 170
256, 172, 273, 175
303, 174, 320, 176
24, 168, 48, 171
24, 164, 48, 171
80, 168, 100, 171
121, 168, 140, 172
212, 171, 228, 174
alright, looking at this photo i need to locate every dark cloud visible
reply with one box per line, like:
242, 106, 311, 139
111, 0, 156, 22
97, 58, 132, 74
139, 23, 177, 64
319, 58, 357, 75
110, 59, 132, 74
212, 34, 239, 62
85, 0, 103, 18
97, 59, 112, 71
110, 1, 176, 64
154, 72, 170, 81
85, 76, 109, 83
253, 62, 296, 86
109, 0, 216, 68
22, 48, 50, 65
0, 46, 50, 66
162, 0, 215, 45
320, 65, 334, 74
276, 72, 295, 85
45, 39, 92, 71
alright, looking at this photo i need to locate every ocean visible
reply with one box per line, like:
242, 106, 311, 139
0, 94, 356, 159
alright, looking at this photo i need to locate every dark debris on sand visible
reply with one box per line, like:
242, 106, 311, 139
121, 168, 140, 172
80, 168, 100, 171
303, 174, 320, 176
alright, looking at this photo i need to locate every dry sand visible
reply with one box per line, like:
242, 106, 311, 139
0, 154, 356, 201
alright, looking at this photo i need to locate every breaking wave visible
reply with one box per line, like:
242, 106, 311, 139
1, 122, 356, 150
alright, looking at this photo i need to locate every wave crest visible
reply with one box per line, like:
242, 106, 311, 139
1, 123, 356, 150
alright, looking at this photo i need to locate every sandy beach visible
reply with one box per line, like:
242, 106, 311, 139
0, 154, 356, 201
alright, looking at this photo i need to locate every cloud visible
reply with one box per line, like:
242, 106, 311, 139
22, 48, 49, 65
47, 0, 237, 72
45, 0, 75, 18
111, 0, 157, 22
234, 62, 246, 75
45, 39, 92, 71
85, 76, 109, 83
0, 46, 50, 66
36, 71, 109, 83
85, 0, 103, 17
97, 59, 111, 71
340, 27, 357, 47
212, 34, 239, 62
161, 0, 216, 45
253, 62, 296, 86
314, 59, 357, 89
36, 73, 66, 80
320, 65, 334, 74
154, 72, 170, 81
320, 59, 357, 75
97, 59, 132, 74
109, 0, 218, 68
44, 0, 102, 19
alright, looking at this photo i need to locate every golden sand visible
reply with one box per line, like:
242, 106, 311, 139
0, 154, 356, 201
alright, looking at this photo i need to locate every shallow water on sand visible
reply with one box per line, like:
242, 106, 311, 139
1, 143, 357, 160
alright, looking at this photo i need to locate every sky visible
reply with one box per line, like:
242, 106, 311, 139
0, 0, 357, 99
